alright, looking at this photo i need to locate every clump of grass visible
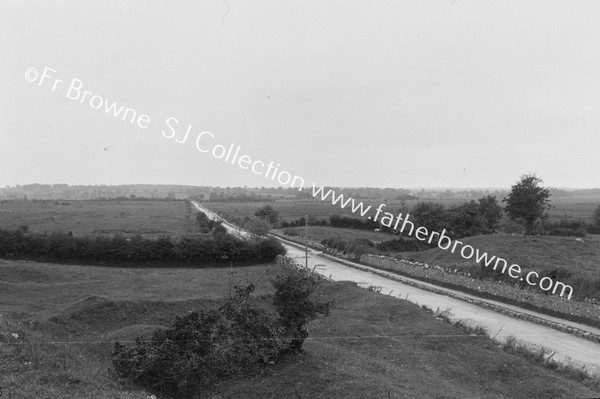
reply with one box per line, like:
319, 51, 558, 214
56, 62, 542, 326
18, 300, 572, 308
500, 335, 600, 388
366, 285, 382, 293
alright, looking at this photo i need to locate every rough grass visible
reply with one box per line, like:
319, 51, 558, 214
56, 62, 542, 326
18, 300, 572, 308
397, 233, 600, 298
204, 199, 382, 223
1, 260, 599, 398
280, 225, 394, 243
0, 200, 196, 239
399, 234, 600, 277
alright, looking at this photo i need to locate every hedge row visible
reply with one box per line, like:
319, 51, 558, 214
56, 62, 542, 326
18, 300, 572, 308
0, 229, 285, 265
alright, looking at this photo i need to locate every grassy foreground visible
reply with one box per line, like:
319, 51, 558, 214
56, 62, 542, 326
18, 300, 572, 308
1, 260, 599, 398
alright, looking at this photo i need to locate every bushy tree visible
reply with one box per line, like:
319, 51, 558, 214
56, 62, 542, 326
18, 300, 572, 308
243, 217, 272, 240
503, 173, 551, 235
478, 195, 503, 233
255, 205, 279, 225
446, 201, 485, 238
411, 201, 447, 233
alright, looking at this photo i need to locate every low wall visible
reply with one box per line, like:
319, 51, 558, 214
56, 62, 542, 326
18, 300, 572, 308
355, 254, 600, 342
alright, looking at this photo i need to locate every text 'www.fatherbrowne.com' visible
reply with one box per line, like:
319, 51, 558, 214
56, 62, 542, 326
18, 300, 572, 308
310, 185, 573, 300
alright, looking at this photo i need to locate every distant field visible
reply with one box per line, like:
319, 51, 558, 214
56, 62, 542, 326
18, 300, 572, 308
203, 199, 375, 222
1, 259, 598, 398
280, 225, 394, 243
0, 200, 196, 238
204, 191, 600, 227
545, 195, 600, 222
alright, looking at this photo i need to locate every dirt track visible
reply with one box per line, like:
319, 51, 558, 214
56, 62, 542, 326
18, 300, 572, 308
191, 201, 600, 376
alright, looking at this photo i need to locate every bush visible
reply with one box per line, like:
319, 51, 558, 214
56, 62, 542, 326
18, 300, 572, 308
282, 228, 300, 237
587, 225, 600, 234
113, 256, 331, 397
270, 256, 332, 351
375, 237, 431, 252
113, 282, 286, 398
546, 227, 586, 237
543, 219, 587, 237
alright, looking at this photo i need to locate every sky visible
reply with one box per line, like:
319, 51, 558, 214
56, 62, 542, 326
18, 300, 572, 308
1, 0, 599, 189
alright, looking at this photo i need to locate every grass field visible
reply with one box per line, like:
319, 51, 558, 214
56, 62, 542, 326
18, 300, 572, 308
0, 200, 196, 238
204, 199, 370, 222
1, 259, 599, 398
281, 225, 394, 243
399, 233, 600, 282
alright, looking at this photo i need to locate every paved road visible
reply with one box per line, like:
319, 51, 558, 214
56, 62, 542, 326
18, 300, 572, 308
191, 201, 600, 376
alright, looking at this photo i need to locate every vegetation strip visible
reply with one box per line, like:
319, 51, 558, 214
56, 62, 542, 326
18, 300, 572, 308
318, 253, 600, 345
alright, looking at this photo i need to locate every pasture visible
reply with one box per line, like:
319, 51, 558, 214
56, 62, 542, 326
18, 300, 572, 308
1, 259, 598, 398
203, 199, 371, 222
400, 234, 600, 281
0, 200, 196, 238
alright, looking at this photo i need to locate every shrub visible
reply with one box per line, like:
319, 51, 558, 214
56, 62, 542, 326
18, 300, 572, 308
282, 228, 300, 236
113, 282, 286, 398
113, 256, 331, 397
543, 219, 587, 237
270, 256, 332, 351
375, 237, 430, 252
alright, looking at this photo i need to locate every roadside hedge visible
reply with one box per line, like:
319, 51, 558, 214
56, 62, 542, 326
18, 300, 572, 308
0, 228, 285, 265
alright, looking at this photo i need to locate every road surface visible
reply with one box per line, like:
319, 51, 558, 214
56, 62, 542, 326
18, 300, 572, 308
191, 201, 600, 376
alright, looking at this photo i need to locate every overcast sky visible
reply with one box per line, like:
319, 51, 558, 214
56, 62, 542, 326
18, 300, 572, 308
1, 1, 599, 189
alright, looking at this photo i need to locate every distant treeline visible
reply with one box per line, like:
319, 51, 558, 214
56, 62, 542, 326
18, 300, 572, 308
281, 215, 382, 230
0, 229, 285, 265
283, 196, 503, 239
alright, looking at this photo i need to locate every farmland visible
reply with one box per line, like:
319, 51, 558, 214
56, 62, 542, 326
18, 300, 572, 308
203, 190, 600, 225
400, 233, 600, 282
0, 200, 196, 239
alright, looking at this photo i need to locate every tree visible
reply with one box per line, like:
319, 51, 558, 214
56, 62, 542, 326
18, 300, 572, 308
411, 202, 447, 233
254, 205, 279, 225
502, 173, 551, 235
446, 200, 485, 238
243, 217, 271, 240
594, 205, 600, 227
478, 195, 503, 233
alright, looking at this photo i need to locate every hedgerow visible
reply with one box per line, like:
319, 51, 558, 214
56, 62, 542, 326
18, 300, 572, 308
0, 228, 285, 265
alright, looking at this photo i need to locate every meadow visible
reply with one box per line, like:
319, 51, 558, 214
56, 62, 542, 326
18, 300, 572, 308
0, 200, 197, 239
1, 259, 599, 398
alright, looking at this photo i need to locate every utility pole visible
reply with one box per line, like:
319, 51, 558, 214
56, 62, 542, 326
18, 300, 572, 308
305, 214, 308, 268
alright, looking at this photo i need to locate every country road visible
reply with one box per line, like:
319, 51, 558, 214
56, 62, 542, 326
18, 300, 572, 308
191, 201, 600, 376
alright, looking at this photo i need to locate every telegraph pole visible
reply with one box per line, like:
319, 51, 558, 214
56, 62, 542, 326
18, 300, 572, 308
305, 214, 308, 268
